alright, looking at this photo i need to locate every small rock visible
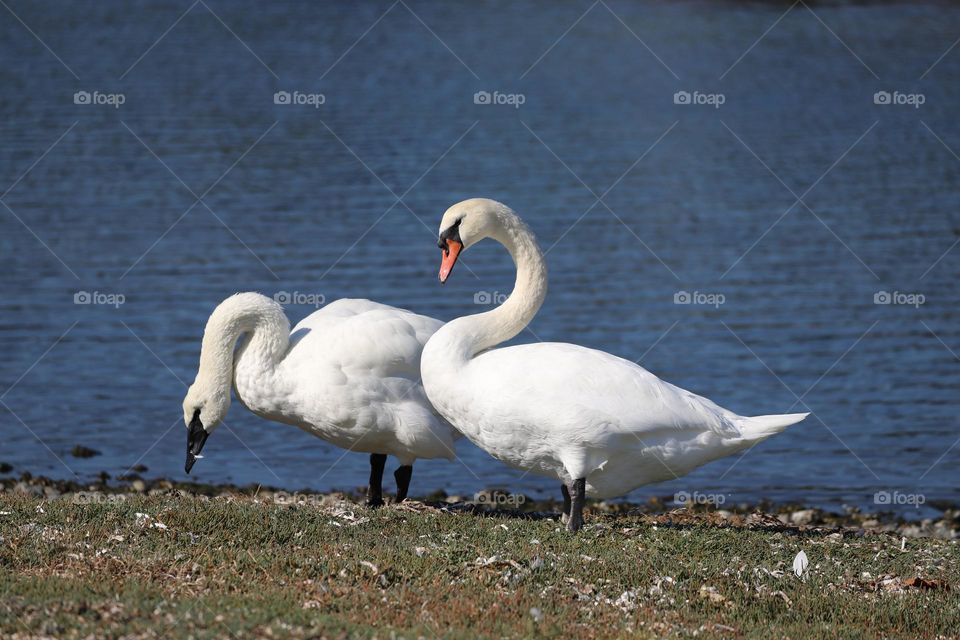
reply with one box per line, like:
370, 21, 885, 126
613, 590, 638, 611
931, 521, 957, 540
790, 509, 817, 525
14, 482, 42, 497
0, 463, 12, 473
131, 464, 148, 473
131, 480, 146, 493
699, 585, 726, 603
901, 525, 925, 538
71, 445, 100, 459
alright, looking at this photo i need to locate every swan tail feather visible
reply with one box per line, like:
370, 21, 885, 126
735, 412, 808, 441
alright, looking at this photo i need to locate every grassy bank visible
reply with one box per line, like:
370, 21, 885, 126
1, 486, 958, 639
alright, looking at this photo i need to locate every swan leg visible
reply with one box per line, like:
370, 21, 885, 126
560, 484, 571, 524
394, 465, 413, 503
367, 454, 387, 507
566, 478, 586, 533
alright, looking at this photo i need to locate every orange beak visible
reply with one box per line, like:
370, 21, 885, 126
439, 239, 463, 283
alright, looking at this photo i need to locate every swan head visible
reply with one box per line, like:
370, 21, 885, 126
181, 379, 229, 473
437, 198, 513, 282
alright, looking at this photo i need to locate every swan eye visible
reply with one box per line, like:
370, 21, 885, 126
438, 218, 463, 250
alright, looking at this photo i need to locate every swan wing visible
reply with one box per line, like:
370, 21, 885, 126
465, 341, 742, 439
288, 299, 442, 377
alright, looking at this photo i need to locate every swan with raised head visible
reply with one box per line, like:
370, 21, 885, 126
422, 198, 808, 532
181, 292, 458, 506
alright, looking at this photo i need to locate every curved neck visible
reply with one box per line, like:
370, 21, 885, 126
194, 294, 290, 393
443, 214, 548, 360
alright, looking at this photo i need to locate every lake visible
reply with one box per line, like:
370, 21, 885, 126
2, 0, 958, 516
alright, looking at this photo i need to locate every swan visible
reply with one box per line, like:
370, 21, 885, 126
422, 198, 808, 532
181, 292, 458, 506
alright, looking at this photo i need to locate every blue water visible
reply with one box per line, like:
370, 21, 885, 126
2, 0, 959, 514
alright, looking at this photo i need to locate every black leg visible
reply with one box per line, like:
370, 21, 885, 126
566, 478, 586, 533
367, 454, 387, 507
560, 483, 571, 524
394, 465, 413, 503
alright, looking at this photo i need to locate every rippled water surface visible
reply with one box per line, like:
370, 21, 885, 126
2, 0, 959, 514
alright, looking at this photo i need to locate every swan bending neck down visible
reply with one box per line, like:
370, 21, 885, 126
422, 198, 808, 533
182, 293, 458, 506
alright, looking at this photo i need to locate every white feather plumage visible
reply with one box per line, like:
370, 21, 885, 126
422, 199, 807, 500
183, 293, 458, 466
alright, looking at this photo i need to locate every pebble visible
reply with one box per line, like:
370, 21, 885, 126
790, 509, 817, 525
14, 482, 42, 497
70, 445, 101, 459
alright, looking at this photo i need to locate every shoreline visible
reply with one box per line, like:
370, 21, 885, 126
3, 477, 958, 638
3, 472, 957, 540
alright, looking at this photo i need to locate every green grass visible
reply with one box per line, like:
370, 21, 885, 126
1, 492, 957, 639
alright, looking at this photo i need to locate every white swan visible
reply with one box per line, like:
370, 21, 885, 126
422, 198, 808, 532
181, 292, 458, 505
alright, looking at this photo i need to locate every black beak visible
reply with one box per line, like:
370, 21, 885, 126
185, 409, 209, 474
